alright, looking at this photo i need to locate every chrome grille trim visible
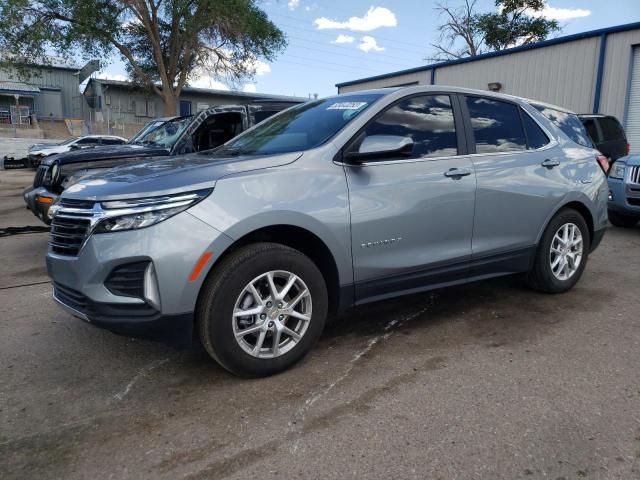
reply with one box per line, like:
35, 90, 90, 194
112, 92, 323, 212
629, 166, 640, 185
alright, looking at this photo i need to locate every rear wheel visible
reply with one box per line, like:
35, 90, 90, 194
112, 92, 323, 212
527, 209, 590, 293
608, 211, 638, 228
196, 242, 328, 377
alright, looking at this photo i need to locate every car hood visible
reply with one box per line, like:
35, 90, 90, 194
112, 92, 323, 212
42, 144, 168, 166
62, 151, 303, 201
618, 154, 640, 166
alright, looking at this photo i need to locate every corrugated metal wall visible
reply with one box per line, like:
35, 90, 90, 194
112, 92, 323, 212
599, 29, 640, 121
0, 66, 80, 118
338, 70, 430, 93
434, 37, 600, 112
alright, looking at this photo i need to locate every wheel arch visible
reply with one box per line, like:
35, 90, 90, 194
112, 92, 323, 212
537, 198, 595, 247
200, 224, 345, 317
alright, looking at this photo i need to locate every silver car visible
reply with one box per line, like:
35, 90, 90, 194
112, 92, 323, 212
46, 86, 608, 377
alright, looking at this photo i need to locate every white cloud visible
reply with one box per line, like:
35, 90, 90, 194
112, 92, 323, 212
243, 84, 257, 93
287, 0, 300, 11
253, 60, 271, 76
332, 34, 355, 44
358, 36, 384, 52
530, 5, 591, 20
314, 6, 397, 32
190, 76, 231, 90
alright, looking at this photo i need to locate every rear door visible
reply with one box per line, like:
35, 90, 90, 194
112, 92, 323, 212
462, 95, 563, 274
344, 93, 476, 302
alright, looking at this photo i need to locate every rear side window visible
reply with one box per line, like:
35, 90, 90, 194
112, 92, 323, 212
363, 94, 458, 158
521, 111, 550, 149
465, 97, 526, 153
102, 138, 125, 145
533, 105, 592, 147
598, 117, 625, 141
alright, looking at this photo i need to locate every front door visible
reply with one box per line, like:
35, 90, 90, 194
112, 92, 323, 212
343, 94, 476, 303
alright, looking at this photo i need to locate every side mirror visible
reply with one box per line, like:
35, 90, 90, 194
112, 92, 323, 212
345, 135, 414, 163
69, 144, 80, 150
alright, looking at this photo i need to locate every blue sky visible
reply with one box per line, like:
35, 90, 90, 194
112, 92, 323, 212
99, 0, 640, 98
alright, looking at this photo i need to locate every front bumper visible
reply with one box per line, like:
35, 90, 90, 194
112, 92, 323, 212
23, 186, 58, 224
608, 176, 640, 218
46, 211, 234, 346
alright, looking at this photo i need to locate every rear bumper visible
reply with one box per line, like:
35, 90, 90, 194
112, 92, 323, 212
590, 228, 606, 253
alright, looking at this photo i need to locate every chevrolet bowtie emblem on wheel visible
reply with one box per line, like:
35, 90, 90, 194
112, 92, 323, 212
361, 237, 403, 248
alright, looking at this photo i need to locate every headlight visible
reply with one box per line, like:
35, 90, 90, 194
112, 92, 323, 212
609, 161, 626, 179
94, 189, 212, 233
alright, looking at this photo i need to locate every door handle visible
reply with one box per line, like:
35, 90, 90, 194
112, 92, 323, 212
444, 168, 472, 178
541, 159, 560, 168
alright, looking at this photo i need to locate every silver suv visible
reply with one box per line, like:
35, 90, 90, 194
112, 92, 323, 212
47, 86, 608, 377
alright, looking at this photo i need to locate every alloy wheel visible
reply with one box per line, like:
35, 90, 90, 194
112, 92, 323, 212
549, 222, 583, 281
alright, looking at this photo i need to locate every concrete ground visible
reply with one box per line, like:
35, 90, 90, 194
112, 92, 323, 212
1, 169, 640, 480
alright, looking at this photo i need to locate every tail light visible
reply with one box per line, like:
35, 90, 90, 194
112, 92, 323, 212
596, 154, 610, 175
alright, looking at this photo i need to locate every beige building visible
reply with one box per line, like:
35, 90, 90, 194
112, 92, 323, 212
337, 22, 640, 153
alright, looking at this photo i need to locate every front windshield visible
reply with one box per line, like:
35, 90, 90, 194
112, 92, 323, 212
129, 121, 165, 144
215, 93, 384, 156
134, 117, 191, 148
60, 137, 79, 146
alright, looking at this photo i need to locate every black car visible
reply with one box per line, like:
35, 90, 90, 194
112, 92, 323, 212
24, 101, 301, 223
578, 114, 629, 163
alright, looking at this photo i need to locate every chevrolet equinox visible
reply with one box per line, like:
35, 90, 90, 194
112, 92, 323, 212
47, 86, 608, 377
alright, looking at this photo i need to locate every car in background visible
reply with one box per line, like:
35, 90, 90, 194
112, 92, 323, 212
28, 135, 127, 167
578, 114, 630, 164
607, 155, 640, 228
46, 86, 608, 376
24, 101, 301, 223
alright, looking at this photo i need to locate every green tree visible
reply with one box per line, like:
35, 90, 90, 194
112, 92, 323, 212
475, 0, 560, 51
0, 0, 287, 115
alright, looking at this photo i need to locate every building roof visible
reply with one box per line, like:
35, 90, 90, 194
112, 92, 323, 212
0, 52, 81, 71
88, 78, 306, 103
0, 81, 40, 95
336, 21, 640, 89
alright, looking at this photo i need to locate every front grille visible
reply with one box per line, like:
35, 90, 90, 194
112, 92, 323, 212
33, 165, 48, 187
105, 262, 149, 299
629, 166, 640, 185
60, 198, 95, 209
50, 215, 91, 256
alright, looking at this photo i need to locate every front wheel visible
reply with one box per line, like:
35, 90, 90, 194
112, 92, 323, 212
527, 209, 590, 293
608, 211, 638, 228
196, 243, 328, 377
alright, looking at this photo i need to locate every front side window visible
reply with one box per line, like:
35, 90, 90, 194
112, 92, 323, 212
76, 137, 99, 145
466, 97, 526, 153
533, 105, 592, 147
358, 94, 458, 159
214, 93, 383, 156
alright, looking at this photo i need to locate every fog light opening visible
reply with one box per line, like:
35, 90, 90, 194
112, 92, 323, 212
608, 190, 613, 201
144, 263, 162, 311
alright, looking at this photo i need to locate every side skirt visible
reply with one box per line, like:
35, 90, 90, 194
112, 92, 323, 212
350, 246, 536, 307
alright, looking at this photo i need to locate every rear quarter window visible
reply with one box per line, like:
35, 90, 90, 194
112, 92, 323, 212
533, 105, 592, 147
598, 117, 625, 141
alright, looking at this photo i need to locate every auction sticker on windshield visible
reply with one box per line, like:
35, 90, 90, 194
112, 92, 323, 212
327, 102, 368, 110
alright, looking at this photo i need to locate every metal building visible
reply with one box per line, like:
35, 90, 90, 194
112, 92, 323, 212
336, 22, 640, 153
82, 78, 305, 136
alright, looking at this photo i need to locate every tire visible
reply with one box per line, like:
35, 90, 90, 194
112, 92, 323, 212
527, 208, 590, 294
608, 211, 638, 228
196, 242, 328, 377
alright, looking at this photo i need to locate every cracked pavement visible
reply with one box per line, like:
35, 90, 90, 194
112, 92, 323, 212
2, 169, 640, 479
